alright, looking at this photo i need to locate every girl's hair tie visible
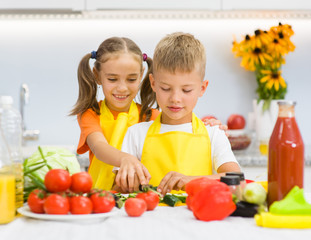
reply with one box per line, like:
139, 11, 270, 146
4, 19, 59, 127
142, 53, 148, 61
91, 51, 97, 59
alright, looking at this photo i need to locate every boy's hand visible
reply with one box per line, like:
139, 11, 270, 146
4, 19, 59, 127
203, 118, 229, 137
157, 171, 194, 196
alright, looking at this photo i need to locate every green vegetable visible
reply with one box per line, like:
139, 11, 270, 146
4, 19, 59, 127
243, 182, 267, 205
23, 146, 81, 201
162, 194, 181, 207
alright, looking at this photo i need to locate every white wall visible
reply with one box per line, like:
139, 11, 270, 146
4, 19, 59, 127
1, 17, 310, 148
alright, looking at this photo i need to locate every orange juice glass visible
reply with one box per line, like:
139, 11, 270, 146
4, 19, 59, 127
0, 173, 15, 224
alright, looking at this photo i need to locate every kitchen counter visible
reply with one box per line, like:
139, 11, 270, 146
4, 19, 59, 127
234, 144, 311, 167
1, 195, 311, 240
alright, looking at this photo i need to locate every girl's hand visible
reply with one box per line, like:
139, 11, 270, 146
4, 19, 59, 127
157, 171, 195, 196
115, 154, 151, 193
203, 118, 229, 137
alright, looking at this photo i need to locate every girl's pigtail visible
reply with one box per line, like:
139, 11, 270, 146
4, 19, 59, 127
139, 57, 158, 121
70, 53, 100, 116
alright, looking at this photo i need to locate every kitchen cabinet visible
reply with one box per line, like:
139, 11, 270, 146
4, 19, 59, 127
85, 0, 221, 10
1, 0, 311, 13
222, 0, 311, 10
0, 0, 84, 11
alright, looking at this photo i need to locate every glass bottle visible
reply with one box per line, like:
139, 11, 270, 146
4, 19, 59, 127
0, 96, 23, 211
0, 125, 16, 224
220, 175, 242, 200
267, 101, 304, 207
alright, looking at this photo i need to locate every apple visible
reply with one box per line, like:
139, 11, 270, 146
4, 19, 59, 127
201, 115, 217, 121
227, 114, 246, 129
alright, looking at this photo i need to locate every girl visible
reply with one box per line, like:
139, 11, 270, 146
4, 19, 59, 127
120, 32, 240, 195
70, 37, 226, 192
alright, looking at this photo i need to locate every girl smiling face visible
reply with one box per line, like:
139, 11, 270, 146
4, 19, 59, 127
150, 68, 208, 125
95, 53, 143, 112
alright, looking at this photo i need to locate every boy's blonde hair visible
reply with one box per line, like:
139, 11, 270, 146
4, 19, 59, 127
153, 32, 206, 78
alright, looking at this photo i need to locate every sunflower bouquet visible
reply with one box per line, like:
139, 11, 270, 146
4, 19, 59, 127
232, 23, 295, 111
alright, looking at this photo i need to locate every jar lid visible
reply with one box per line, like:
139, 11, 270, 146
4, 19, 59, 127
220, 176, 240, 185
277, 100, 296, 106
226, 172, 245, 181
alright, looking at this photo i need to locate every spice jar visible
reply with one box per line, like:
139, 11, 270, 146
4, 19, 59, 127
226, 172, 246, 190
220, 176, 242, 201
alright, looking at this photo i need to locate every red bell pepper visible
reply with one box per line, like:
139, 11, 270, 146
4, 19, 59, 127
185, 177, 216, 210
186, 178, 236, 221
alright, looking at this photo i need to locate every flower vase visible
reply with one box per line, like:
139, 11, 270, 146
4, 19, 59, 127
253, 99, 280, 155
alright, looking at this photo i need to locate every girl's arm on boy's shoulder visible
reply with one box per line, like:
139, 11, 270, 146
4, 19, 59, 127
203, 118, 229, 136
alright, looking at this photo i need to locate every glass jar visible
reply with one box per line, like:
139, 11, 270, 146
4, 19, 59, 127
267, 101, 304, 207
220, 175, 242, 200
0, 126, 15, 224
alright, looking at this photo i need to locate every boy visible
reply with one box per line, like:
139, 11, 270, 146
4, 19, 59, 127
118, 32, 240, 195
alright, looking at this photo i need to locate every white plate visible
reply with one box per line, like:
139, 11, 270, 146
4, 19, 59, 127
17, 206, 119, 221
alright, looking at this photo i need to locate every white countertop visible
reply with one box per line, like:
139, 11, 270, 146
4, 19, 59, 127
1, 198, 311, 240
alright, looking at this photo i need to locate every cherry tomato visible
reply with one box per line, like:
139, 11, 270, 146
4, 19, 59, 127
124, 198, 147, 217
43, 194, 70, 214
44, 169, 71, 193
136, 191, 159, 211
70, 196, 93, 214
90, 190, 115, 213
27, 189, 46, 213
70, 172, 93, 194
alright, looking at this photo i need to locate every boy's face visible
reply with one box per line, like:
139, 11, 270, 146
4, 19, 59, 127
150, 69, 208, 125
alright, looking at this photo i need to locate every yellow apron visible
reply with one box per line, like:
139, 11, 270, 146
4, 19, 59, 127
141, 113, 213, 187
88, 100, 139, 190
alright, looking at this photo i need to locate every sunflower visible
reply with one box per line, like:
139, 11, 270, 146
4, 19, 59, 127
232, 34, 251, 57
270, 22, 294, 38
241, 47, 273, 70
232, 23, 294, 107
251, 30, 272, 48
267, 38, 289, 57
260, 69, 286, 91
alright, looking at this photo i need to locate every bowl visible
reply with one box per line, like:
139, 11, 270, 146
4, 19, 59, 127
228, 129, 251, 151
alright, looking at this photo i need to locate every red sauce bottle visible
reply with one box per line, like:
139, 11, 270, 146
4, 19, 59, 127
267, 101, 304, 207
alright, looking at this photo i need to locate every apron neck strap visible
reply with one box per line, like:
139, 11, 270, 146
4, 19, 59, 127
148, 112, 205, 135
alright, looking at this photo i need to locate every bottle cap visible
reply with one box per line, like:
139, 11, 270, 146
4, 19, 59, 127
226, 172, 245, 181
0, 96, 13, 105
220, 176, 240, 186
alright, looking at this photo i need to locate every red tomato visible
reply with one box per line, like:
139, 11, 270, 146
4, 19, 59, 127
44, 169, 71, 193
27, 189, 46, 213
136, 191, 159, 211
90, 190, 115, 213
124, 198, 147, 217
70, 172, 93, 194
43, 194, 70, 214
227, 114, 246, 130
70, 196, 93, 214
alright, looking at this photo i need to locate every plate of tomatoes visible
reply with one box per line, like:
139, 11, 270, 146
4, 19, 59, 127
17, 205, 119, 221
19, 169, 119, 221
